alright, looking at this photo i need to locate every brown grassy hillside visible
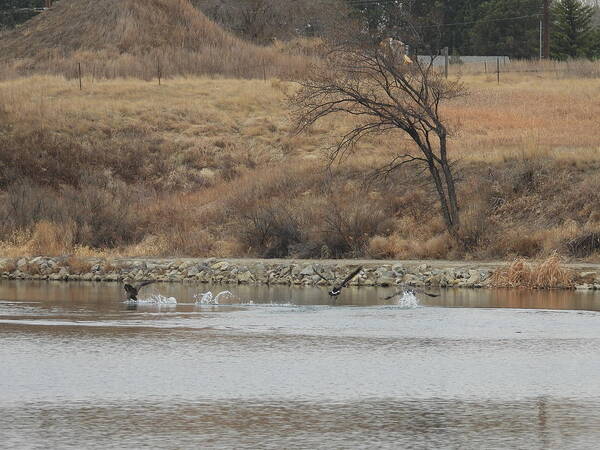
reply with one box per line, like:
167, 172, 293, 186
0, 0, 309, 79
0, 72, 599, 261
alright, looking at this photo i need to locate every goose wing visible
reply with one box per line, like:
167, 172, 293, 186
312, 267, 332, 283
135, 280, 155, 291
338, 266, 363, 288
417, 288, 440, 298
384, 286, 439, 300
124, 283, 137, 299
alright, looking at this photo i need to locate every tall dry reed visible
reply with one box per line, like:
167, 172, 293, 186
490, 254, 575, 289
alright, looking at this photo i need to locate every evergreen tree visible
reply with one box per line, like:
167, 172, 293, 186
551, 0, 595, 59
590, 27, 600, 58
470, 0, 541, 58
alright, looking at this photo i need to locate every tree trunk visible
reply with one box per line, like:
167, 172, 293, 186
441, 162, 460, 228
424, 155, 460, 240
426, 159, 454, 232
438, 133, 460, 237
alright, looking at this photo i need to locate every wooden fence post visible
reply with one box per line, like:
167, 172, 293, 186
157, 58, 161, 86
78, 62, 82, 90
497, 58, 500, 85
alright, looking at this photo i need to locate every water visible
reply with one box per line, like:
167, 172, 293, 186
1, 280, 600, 449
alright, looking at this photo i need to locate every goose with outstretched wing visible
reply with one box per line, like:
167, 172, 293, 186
384, 286, 439, 300
124, 281, 155, 301
314, 266, 363, 297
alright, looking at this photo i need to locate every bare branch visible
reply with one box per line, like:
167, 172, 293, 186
290, 38, 467, 237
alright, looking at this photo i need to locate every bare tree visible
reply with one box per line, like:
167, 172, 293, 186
292, 43, 466, 238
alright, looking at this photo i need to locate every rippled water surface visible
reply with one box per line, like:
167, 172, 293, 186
2, 281, 600, 449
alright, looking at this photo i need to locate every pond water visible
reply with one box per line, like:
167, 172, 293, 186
1, 281, 600, 449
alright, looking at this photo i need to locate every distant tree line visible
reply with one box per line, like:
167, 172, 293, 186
1, 0, 599, 59
191, 0, 349, 42
0, 0, 45, 30
195, 0, 600, 59
344, 0, 600, 59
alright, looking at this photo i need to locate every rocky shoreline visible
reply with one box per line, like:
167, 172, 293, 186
1, 256, 599, 290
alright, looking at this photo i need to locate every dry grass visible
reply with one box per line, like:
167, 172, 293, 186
451, 58, 600, 79
25, 221, 74, 256
490, 254, 576, 289
0, 260, 17, 273
443, 74, 600, 163
0, 76, 303, 189
64, 255, 94, 274
0, 71, 599, 260
0, 0, 311, 80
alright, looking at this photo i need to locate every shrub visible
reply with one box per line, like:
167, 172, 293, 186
0, 259, 17, 273
490, 254, 575, 289
238, 205, 303, 258
26, 221, 74, 256
65, 256, 94, 274
321, 199, 392, 258
565, 232, 600, 258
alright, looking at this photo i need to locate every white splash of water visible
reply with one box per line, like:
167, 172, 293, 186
194, 291, 235, 305
396, 291, 419, 309
124, 295, 177, 305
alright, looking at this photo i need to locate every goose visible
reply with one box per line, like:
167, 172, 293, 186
123, 281, 155, 301
314, 266, 363, 297
384, 286, 439, 300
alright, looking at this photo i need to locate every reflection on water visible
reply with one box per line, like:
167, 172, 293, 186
3, 398, 600, 450
1, 279, 600, 311
1, 280, 600, 448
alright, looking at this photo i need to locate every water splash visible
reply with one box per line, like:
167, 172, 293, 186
396, 291, 420, 309
194, 291, 235, 305
124, 295, 177, 305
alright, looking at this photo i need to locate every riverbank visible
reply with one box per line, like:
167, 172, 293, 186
2, 257, 599, 290
2, 76, 600, 262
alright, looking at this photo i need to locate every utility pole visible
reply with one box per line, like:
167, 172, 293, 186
542, 0, 550, 59
539, 20, 543, 60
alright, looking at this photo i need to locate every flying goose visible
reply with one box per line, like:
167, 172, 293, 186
314, 266, 363, 297
124, 281, 155, 301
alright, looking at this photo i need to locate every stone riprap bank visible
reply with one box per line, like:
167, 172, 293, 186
1, 257, 600, 290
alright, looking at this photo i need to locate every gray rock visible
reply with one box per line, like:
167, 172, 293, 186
237, 271, 254, 283
211, 261, 230, 271
466, 270, 481, 285
375, 270, 396, 286
427, 274, 442, 287
403, 274, 419, 285
392, 264, 404, 274
378, 277, 395, 287
300, 265, 316, 276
